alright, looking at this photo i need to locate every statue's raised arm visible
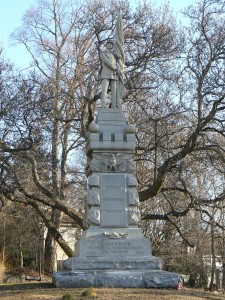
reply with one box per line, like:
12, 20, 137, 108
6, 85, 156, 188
100, 12, 124, 109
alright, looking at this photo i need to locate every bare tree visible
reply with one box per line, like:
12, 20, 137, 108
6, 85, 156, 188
0, 0, 224, 278
135, 0, 225, 227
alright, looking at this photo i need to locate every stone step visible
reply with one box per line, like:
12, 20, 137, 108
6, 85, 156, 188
64, 256, 161, 271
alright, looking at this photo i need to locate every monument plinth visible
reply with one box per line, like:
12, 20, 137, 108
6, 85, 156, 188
52, 108, 180, 288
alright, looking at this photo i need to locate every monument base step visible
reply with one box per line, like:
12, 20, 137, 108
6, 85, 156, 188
52, 269, 181, 288
64, 256, 161, 270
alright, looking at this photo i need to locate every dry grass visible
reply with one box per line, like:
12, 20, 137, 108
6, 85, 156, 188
0, 283, 224, 300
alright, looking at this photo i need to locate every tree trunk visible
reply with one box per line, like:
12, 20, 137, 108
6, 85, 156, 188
2, 216, 6, 262
44, 209, 62, 274
19, 240, 23, 270
209, 223, 216, 291
44, 230, 56, 274
163, 221, 173, 272
222, 229, 225, 293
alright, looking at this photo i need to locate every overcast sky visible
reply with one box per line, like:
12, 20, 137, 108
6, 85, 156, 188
0, 0, 196, 70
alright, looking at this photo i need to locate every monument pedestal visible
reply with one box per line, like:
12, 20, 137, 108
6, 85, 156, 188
53, 270, 180, 288
52, 109, 181, 288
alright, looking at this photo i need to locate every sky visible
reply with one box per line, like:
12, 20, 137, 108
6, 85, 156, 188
0, 0, 196, 71
0, 0, 36, 70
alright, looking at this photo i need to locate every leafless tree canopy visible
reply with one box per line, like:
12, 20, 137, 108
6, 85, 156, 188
0, 0, 225, 278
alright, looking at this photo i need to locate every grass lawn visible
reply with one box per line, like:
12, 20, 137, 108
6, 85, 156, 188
0, 282, 224, 300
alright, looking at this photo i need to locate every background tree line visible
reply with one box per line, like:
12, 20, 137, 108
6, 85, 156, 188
0, 0, 224, 289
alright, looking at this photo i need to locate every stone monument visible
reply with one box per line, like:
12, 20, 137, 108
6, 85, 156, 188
52, 12, 180, 288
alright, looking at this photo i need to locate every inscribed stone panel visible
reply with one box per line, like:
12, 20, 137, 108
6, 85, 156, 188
100, 174, 127, 227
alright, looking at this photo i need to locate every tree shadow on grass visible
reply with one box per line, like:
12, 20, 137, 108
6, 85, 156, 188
0, 282, 55, 291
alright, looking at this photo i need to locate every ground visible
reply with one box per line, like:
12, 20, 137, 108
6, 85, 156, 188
0, 282, 224, 300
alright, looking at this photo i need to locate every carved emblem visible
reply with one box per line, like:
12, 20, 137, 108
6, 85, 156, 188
103, 232, 128, 239
87, 153, 135, 174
